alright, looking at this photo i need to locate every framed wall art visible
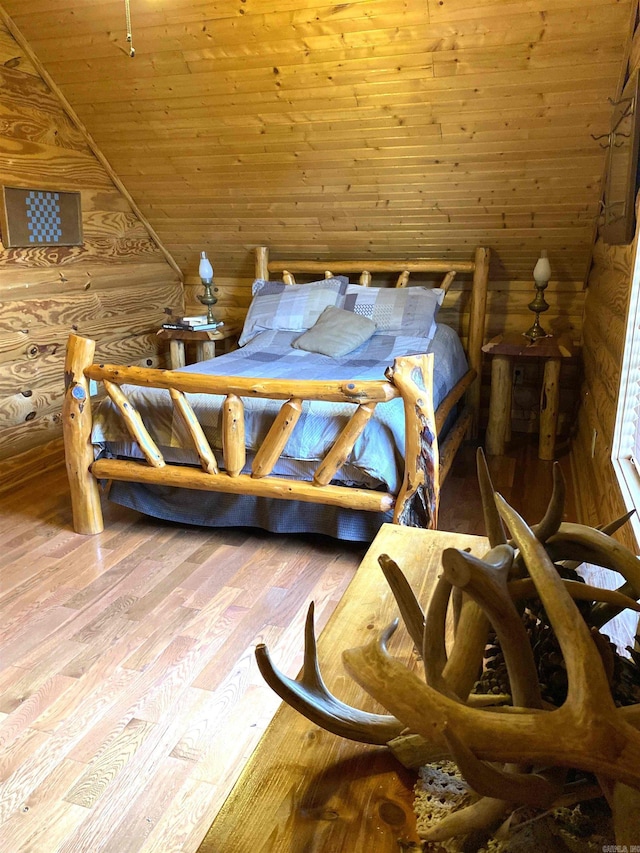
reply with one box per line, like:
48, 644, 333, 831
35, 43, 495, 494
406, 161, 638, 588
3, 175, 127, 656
0, 186, 83, 248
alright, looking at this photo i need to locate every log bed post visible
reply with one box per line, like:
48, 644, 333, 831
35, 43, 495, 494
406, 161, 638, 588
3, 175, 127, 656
389, 354, 439, 529
63, 334, 104, 534
467, 247, 491, 439
255, 246, 269, 280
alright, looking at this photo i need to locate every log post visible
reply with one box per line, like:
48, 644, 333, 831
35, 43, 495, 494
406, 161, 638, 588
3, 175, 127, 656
467, 247, 491, 438
255, 246, 269, 280
314, 402, 377, 486
539, 357, 561, 460
169, 388, 219, 474
485, 355, 512, 456
252, 398, 303, 478
62, 334, 103, 534
170, 340, 186, 369
103, 380, 165, 468
222, 394, 246, 477
389, 354, 439, 528
440, 270, 457, 293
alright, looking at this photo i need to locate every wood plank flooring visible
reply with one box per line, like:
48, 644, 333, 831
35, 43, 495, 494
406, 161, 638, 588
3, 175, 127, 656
0, 437, 578, 853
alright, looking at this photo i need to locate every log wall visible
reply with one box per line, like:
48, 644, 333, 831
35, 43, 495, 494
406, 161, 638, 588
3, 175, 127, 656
0, 0, 630, 342
572, 4, 640, 551
0, 19, 183, 490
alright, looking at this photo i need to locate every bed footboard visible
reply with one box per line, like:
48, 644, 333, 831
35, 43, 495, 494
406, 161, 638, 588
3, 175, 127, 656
62, 334, 447, 536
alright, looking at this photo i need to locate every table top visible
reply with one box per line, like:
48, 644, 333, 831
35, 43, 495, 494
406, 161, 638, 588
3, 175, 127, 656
482, 331, 575, 359
197, 524, 489, 853
157, 323, 241, 342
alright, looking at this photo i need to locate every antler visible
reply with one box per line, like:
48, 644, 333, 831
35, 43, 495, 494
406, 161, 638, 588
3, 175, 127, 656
255, 602, 406, 745
532, 462, 565, 543
441, 544, 542, 710
377, 553, 425, 651
256, 462, 640, 844
342, 503, 640, 789
343, 612, 640, 787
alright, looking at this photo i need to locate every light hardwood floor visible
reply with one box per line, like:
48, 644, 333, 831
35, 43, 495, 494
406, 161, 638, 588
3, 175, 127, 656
0, 438, 576, 853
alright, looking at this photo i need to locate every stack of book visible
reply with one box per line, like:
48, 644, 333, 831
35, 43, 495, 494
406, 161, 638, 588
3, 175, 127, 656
162, 315, 224, 332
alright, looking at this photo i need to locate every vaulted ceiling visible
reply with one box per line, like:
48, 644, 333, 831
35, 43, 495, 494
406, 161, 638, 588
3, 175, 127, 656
1, 0, 631, 296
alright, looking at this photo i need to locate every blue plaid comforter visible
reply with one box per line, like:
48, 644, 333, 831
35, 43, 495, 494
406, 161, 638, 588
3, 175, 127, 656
92, 324, 467, 494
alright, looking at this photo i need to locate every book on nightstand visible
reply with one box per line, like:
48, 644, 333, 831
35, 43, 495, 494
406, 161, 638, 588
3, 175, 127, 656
162, 317, 225, 332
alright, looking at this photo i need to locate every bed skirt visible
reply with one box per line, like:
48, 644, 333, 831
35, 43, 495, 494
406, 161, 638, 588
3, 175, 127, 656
108, 480, 394, 542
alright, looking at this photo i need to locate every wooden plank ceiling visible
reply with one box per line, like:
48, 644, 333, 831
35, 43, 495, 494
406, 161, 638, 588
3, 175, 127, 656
1, 0, 630, 292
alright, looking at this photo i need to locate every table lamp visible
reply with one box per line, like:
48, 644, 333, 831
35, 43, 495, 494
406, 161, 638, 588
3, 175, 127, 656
524, 250, 551, 340
197, 251, 218, 323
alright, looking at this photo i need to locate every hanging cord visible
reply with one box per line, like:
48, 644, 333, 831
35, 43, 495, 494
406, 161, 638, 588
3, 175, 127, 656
124, 0, 135, 57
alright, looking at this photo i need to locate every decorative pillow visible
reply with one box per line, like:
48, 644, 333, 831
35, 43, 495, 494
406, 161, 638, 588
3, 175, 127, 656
238, 277, 349, 346
292, 306, 377, 358
341, 284, 445, 337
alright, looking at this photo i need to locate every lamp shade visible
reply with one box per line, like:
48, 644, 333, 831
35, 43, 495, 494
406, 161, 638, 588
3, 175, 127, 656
533, 250, 551, 286
199, 251, 213, 281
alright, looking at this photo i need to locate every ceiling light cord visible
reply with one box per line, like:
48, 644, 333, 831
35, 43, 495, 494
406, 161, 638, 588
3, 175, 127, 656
124, 0, 135, 57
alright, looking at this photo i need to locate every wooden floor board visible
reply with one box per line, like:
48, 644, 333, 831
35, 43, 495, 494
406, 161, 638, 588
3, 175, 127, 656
0, 438, 583, 852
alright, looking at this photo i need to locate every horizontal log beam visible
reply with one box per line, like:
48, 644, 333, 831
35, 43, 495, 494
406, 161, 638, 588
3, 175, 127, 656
85, 363, 400, 404
439, 408, 473, 486
435, 369, 476, 434
90, 457, 395, 513
266, 258, 476, 275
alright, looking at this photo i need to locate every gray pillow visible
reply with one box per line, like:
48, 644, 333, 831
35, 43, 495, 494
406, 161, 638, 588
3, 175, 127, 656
238, 276, 349, 346
292, 305, 376, 358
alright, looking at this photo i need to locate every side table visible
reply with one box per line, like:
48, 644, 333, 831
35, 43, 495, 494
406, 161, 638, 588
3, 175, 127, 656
157, 324, 241, 369
197, 524, 488, 853
482, 332, 575, 461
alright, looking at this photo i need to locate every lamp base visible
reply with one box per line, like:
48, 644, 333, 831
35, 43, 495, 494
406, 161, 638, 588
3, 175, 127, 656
198, 279, 218, 324
523, 316, 550, 341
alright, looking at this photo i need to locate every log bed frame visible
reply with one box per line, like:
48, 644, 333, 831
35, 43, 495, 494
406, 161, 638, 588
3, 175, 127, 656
63, 246, 490, 535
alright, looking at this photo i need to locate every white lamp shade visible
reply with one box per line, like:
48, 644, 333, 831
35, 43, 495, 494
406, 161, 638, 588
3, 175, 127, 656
533, 251, 551, 285
199, 251, 213, 280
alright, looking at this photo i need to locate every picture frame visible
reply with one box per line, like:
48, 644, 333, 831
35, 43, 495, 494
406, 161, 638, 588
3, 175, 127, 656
0, 185, 83, 248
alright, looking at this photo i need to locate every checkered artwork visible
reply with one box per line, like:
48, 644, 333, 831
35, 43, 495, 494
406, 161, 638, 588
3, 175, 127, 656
25, 191, 62, 243
0, 186, 82, 247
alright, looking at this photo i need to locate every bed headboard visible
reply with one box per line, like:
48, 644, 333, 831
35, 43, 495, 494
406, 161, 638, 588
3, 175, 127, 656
254, 245, 490, 438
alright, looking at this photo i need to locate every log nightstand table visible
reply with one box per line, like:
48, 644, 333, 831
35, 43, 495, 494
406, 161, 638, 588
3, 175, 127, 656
157, 324, 241, 369
482, 332, 575, 461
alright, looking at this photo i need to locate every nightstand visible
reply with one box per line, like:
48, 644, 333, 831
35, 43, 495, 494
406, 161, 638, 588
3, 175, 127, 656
158, 324, 241, 369
482, 332, 575, 461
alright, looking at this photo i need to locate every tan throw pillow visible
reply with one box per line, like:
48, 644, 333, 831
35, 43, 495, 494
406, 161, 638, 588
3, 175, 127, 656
292, 305, 377, 358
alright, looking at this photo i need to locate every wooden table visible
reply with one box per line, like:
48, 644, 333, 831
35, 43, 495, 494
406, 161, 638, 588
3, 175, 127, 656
157, 324, 241, 368
482, 332, 575, 461
197, 524, 488, 853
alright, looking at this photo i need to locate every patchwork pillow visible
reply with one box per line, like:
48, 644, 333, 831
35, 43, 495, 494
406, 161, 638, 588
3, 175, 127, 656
292, 305, 377, 358
341, 284, 445, 337
238, 277, 349, 346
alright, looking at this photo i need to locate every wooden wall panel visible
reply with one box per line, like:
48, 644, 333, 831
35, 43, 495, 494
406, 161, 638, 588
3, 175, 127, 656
0, 0, 630, 352
570, 0, 640, 551
573, 232, 637, 548
0, 19, 182, 482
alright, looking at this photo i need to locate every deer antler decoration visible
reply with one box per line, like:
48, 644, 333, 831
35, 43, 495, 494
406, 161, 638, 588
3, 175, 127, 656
256, 449, 640, 842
